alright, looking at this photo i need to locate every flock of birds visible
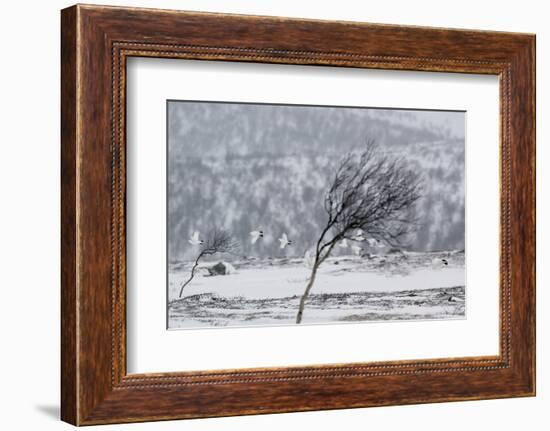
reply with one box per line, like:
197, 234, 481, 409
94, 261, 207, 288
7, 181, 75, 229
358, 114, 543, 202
188, 229, 453, 268
337, 233, 385, 256
188, 230, 452, 269
188, 228, 385, 254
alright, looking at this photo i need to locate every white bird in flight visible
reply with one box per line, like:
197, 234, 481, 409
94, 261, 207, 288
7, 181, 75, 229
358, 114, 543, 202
250, 229, 264, 244
278, 233, 292, 249
351, 245, 363, 256
367, 238, 384, 248
188, 231, 203, 246
339, 238, 349, 248
352, 229, 366, 242
304, 249, 315, 268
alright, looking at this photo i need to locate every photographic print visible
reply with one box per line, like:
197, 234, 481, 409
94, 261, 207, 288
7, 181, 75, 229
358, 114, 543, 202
167, 101, 465, 329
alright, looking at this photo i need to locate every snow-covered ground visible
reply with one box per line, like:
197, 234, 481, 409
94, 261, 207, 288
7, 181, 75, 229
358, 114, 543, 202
168, 250, 465, 329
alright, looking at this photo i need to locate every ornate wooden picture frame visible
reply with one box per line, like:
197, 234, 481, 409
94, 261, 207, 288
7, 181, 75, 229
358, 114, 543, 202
61, 4, 535, 425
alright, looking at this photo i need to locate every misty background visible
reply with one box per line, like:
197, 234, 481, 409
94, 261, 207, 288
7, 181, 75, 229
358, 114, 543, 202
168, 101, 465, 261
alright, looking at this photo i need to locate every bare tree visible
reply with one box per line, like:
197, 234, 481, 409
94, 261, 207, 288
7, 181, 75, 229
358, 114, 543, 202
179, 228, 239, 297
296, 141, 423, 323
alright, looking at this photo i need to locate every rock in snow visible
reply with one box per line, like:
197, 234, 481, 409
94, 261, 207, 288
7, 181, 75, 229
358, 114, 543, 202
207, 261, 236, 276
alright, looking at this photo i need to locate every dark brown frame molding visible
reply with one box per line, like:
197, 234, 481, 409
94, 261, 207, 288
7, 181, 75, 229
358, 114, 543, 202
61, 4, 536, 425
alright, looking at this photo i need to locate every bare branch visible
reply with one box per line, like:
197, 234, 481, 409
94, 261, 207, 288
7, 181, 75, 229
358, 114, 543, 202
178, 228, 239, 297
200, 227, 240, 256
296, 139, 424, 323
324, 142, 422, 248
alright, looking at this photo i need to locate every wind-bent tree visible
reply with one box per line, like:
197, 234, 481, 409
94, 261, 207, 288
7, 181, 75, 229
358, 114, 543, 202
179, 228, 239, 297
296, 141, 423, 323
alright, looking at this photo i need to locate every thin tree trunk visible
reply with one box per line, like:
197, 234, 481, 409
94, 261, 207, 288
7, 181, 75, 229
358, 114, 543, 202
296, 242, 336, 324
296, 262, 320, 324
178, 256, 201, 298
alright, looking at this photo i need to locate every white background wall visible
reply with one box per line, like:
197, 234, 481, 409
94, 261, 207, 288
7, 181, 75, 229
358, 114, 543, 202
0, 0, 546, 429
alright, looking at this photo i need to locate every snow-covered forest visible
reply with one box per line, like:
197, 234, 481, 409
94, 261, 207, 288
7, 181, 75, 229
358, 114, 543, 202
168, 103, 465, 261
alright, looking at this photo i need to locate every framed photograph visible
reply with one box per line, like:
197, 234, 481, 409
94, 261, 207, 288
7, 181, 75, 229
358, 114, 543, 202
165, 100, 465, 330
61, 4, 535, 425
